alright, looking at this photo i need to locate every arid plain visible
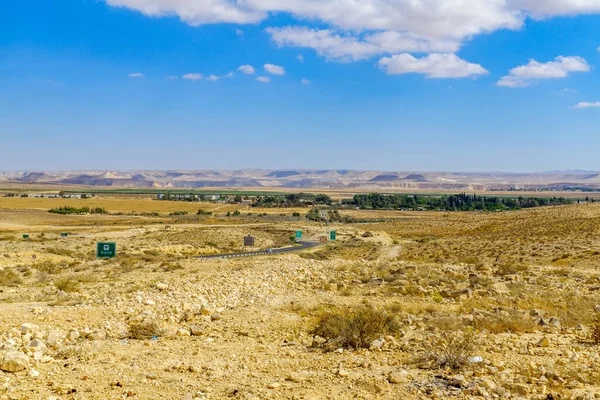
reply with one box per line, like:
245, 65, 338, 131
1, 193, 600, 399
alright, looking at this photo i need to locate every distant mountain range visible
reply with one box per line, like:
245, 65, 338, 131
1, 170, 600, 191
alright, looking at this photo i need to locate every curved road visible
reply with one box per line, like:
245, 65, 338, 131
198, 240, 320, 259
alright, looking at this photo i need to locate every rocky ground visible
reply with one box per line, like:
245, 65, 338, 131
1, 205, 600, 399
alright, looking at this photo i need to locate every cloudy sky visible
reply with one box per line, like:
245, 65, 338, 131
1, 1, 600, 171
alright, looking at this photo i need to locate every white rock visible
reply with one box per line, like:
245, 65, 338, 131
389, 369, 409, 384
46, 330, 61, 348
28, 368, 40, 378
20, 323, 39, 335
1, 351, 30, 373
370, 337, 386, 350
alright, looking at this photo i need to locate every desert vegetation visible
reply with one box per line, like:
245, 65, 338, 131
0, 198, 600, 398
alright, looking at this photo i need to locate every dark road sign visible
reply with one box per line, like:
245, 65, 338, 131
244, 236, 255, 247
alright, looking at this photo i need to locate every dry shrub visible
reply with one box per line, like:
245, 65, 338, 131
474, 310, 536, 334
45, 247, 74, 257
54, 277, 80, 293
310, 306, 400, 349
35, 260, 62, 274
589, 314, 600, 345
0, 269, 23, 286
422, 329, 479, 370
128, 318, 161, 340
495, 259, 528, 276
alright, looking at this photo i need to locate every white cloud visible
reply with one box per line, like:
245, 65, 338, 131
301, 78, 311, 85
105, 0, 265, 25
236, 29, 244, 36
266, 26, 459, 62
182, 73, 203, 81
104, 1, 600, 37
510, 0, 600, 18
264, 63, 285, 75
104, 1, 600, 70
377, 53, 488, 78
128, 72, 144, 78
297, 54, 304, 62
206, 72, 235, 81
597, 45, 600, 52
497, 56, 590, 88
572, 101, 600, 109
238, 65, 256, 74
165, 75, 178, 80
256, 76, 271, 83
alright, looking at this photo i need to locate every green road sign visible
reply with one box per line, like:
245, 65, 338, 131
330, 231, 337, 241
22, 234, 29, 239
97, 242, 116, 258
295, 230, 302, 240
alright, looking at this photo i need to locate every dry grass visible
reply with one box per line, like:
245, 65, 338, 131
421, 329, 480, 371
128, 318, 161, 340
310, 306, 400, 349
0, 269, 23, 286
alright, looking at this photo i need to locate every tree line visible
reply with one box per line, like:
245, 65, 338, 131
344, 193, 572, 211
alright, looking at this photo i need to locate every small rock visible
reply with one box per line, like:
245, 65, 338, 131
369, 337, 386, 350
336, 369, 350, 377
88, 329, 107, 340
1, 351, 30, 373
388, 369, 409, 384
189, 325, 204, 336
537, 337, 550, 348
177, 328, 191, 337
20, 323, 39, 335
28, 369, 40, 378
286, 373, 303, 383
267, 382, 280, 389
450, 374, 467, 388
156, 283, 169, 290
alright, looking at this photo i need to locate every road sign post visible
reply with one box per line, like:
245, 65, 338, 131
244, 236, 255, 250
295, 230, 302, 240
97, 242, 117, 258
330, 231, 337, 241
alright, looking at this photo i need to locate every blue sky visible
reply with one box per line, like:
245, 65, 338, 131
1, 0, 600, 172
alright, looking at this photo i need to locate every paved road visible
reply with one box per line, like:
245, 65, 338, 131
198, 240, 320, 259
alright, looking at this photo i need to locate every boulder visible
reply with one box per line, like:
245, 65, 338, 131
1, 351, 29, 373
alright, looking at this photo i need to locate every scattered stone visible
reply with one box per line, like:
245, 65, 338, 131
267, 382, 281, 389
369, 337, 386, 350
336, 369, 349, 377
1, 351, 30, 373
89, 329, 107, 340
189, 325, 205, 336
389, 370, 409, 384
20, 323, 39, 335
28, 369, 40, 378
537, 337, 550, 348
286, 373, 303, 383
449, 375, 467, 388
